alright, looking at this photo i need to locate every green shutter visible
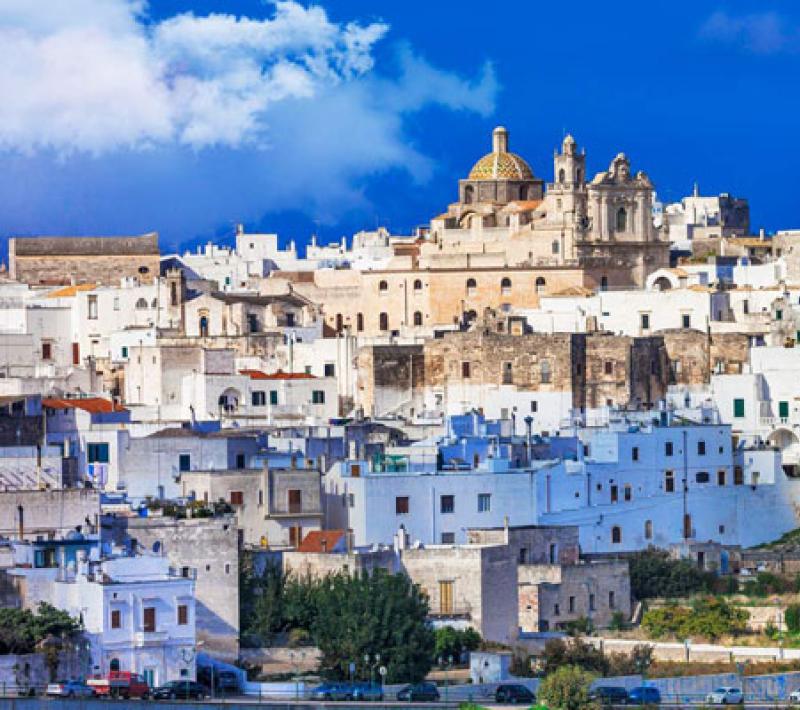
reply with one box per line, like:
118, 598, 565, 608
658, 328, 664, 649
733, 399, 745, 418
779, 401, 790, 419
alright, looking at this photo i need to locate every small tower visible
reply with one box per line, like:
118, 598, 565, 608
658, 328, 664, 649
164, 267, 186, 332
553, 134, 586, 186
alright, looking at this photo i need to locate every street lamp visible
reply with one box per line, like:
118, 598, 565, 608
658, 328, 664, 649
364, 653, 381, 686
438, 655, 454, 703
289, 650, 305, 701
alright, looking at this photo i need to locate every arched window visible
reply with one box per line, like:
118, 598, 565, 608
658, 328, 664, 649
611, 526, 622, 544
540, 359, 551, 384
199, 315, 209, 337
466, 278, 477, 297
600, 276, 608, 292
616, 207, 627, 232
551, 240, 560, 255
356, 313, 364, 332
378, 280, 388, 293
413, 311, 423, 326
501, 277, 512, 296
379, 312, 389, 331
558, 168, 566, 184
519, 185, 527, 200
644, 520, 653, 540
413, 279, 422, 292
535, 276, 546, 295
464, 185, 474, 204
576, 168, 583, 183
135, 298, 148, 310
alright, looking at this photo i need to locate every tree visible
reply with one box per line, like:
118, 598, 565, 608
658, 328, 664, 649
537, 665, 597, 710
434, 627, 481, 664
311, 570, 434, 683
542, 638, 607, 676
629, 548, 714, 600
642, 598, 748, 641
0, 604, 80, 655
786, 604, 800, 634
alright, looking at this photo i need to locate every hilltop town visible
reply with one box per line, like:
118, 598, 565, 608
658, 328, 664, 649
4, 126, 800, 702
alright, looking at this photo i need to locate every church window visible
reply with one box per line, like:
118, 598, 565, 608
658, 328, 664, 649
135, 298, 147, 310
615, 207, 627, 232
464, 185, 474, 204
535, 276, 546, 295
379, 312, 389, 331
413, 311, 423, 326
413, 279, 422, 292
356, 313, 364, 332
558, 168, 566, 184
551, 240, 559, 255
466, 278, 477, 297
501, 277, 512, 295
378, 280, 388, 293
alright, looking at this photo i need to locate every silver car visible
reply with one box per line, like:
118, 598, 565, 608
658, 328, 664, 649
46, 680, 95, 698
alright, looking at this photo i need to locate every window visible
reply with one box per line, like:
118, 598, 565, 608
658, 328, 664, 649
589, 593, 596, 611
600, 276, 608, 292
478, 493, 491, 512
286, 312, 296, 327
466, 278, 477, 297
413, 311, 423, 326
464, 185, 474, 204
199, 315, 209, 337
631, 447, 639, 462
441, 532, 455, 544
610, 485, 618, 503
568, 596, 575, 613
502, 362, 513, 385
540, 360, 552, 384
113, 297, 120, 311
682, 313, 691, 328
615, 207, 627, 232
179, 454, 190, 472
379, 280, 388, 293
717, 470, 726, 486
695, 471, 710, 483
734, 466, 744, 485
269, 390, 278, 405
462, 361, 471, 379
230, 491, 244, 505
535, 277, 546, 295
549, 543, 557, 564
143, 607, 156, 633
697, 440, 706, 455
88, 295, 98, 319
518, 548, 528, 564
252, 391, 266, 406
87, 442, 109, 464
135, 297, 147, 310
41, 342, 52, 360
440, 495, 454, 514
552, 240, 560, 255
439, 581, 454, 614
501, 277, 512, 295
640, 313, 650, 330
624, 485, 632, 502
776, 309, 784, 321
121, 346, 128, 359
604, 360, 613, 375
554, 603, 560, 616
413, 279, 422, 291
335, 313, 343, 333
665, 441, 674, 456
177, 605, 188, 626
111, 609, 121, 629
235, 453, 245, 469
395, 496, 409, 515
609, 591, 616, 609
743, 299, 749, 314
311, 390, 325, 405
644, 520, 653, 540
780, 400, 790, 420
611, 526, 622, 544
379, 312, 389, 331
733, 398, 745, 418
356, 313, 364, 332
531, 400, 538, 413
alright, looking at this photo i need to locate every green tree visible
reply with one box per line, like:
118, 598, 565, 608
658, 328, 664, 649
0, 604, 80, 655
629, 548, 714, 600
786, 603, 800, 634
311, 570, 434, 683
642, 598, 748, 641
542, 638, 607, 676
537, 665, 597, 710
434, 627, 481, 664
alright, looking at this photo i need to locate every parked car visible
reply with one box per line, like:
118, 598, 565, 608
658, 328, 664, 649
151, 680, 209, 701
627, 686, 661, 705
790, 688, 800, 703
589, 685, 630, 706
495, 683, 536, 704
706, 687, 744, 705
214, 670, 240, 694
309, 682, 356, 701
46, 680, 95, 698
396, 682, 440, 702
87, 671, 150, 699
352, 683, 384, 701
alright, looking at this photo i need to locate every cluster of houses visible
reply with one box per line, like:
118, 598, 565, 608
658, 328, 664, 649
3, 126, 800, 684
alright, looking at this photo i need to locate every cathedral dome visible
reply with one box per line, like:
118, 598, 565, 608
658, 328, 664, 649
468, 126, 535, 181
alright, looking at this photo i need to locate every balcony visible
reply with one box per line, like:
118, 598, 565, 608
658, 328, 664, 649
428, 605, 472, 621
134, 630, 168, 647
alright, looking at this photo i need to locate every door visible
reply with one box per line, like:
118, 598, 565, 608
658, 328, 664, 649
289, 525, 302, 548
439, 581, 454, 614
143, 668, 155, 689
288, 489, 302, 514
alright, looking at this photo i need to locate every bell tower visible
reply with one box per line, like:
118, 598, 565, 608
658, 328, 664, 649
553, 134, 585, 187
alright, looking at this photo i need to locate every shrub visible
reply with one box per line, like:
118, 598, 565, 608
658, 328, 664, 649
787, 604, 800, 634
629, 548, 715, 600
537, 665, 597, 710
642, 597, 748, 641
608, 611, 627, 631
542, 637, 607, 676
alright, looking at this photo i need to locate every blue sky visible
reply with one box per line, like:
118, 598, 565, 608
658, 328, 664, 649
0, 1, 798, 258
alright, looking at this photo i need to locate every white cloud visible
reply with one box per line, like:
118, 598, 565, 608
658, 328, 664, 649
699, 10, 797, 54
0, 0, 497, 242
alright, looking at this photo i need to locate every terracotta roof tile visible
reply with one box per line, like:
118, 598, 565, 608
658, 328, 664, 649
42, 397, 126, 414
240, 369, 317, 380
297, 530, 346, 553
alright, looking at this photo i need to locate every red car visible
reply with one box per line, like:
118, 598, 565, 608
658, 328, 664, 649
87, 671, 150, 699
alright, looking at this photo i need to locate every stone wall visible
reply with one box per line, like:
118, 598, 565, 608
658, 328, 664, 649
0, 489, 100, 539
